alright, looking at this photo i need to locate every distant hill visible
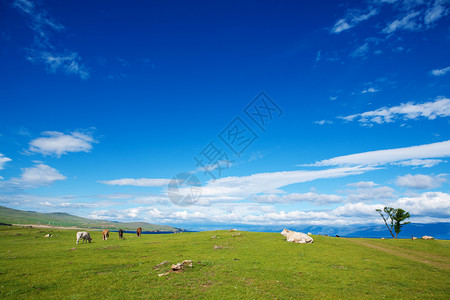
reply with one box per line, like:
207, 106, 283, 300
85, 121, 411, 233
0, 206, 182, 232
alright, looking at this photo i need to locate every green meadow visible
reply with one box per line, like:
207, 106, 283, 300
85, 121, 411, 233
0, 226, 449, 299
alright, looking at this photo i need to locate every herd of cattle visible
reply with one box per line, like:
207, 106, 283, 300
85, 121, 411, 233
75, 227, 313, 244
75, 227, 142, 244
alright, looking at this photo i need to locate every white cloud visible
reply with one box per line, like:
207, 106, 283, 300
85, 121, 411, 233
313, 120, 333, 125
395, 192, 450, 216
361, 87, 379, 94
353, 9, 378, 22
347, 181, 378, 188
341, 97, 450, 124
307, 140, 450, 167
110, 167, 375, 204
331, 9, 378, 33
85, 136, 450, 226
29, 131, 96, 157
333, 203, 383, 217
392, 159, 444, 168
170, 210, 207, 220
26, 50, 89, 79
3, 163, 66, 188
146, 208, 162, 218
99, 178, 171, 187
345, 181, 396, 202
251, 192, 344, 205
395, 174, 446, 189
13, 0, 34, 14
424, 0, 449, 25
12, 0, 89, 79
98, 141, 449, 213
197, 166, 375, 198
12, 0, 64, 46
73, 191, 450, 226
19, 164, 66, 186
333, 192, 450, 220
331, 19, 351, 33
347, 185, 396, 202
0, 154, 12, 170
431, 66, 450, 76
243, 210, 337, 224
330, 1, 449, 38
139, 204, 338, 225
351, 42, 370, 58
89, 208, 142, 220
149, 203, 379, 226
383, 11, 422, 33
196, 159, 232, 174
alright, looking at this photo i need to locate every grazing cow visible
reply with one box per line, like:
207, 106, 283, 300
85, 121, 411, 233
281, 229, 313, 244
76, 231, 92, 244
118, 229, 124, 239
102, 229, 110, 241
137, 227, 142, 237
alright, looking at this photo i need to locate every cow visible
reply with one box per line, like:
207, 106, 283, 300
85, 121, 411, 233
281, 229, 313, 244
102, 229, 109, 240
137, 227, 142, 237
76, 231, 92, 244
118, 229, 124, 239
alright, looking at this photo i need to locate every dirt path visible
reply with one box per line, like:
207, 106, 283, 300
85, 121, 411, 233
347, 238, 450, 271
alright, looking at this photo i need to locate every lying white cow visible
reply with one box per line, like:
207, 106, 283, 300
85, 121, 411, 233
281, 229, 313, 244
76, 231, 92, 244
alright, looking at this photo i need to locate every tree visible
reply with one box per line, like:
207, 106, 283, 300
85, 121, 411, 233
376, 207, 395, 238
392, 208, 411, 238
376, 207, 411, 239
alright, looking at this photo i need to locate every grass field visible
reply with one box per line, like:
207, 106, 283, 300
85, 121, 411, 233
0, 226, 449, 299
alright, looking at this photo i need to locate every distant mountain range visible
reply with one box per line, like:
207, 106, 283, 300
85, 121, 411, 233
289, 223, 450, 239
0, 206, 182, 232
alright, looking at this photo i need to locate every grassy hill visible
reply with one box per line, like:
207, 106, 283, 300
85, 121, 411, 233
0, 225, 448, 298
0, 206, 180, 232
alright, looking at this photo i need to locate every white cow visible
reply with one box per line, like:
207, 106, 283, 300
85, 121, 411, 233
76, 231, 92, 244
281, 229, 313, 244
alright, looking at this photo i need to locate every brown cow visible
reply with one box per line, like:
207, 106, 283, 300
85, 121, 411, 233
118, 229, 124, 239
137, 227, 142, 237
102, 229, 109, 240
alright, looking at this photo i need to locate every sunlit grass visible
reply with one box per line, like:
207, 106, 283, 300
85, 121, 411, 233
0, 226, 448, 299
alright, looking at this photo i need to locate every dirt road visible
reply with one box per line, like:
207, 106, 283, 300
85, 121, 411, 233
347, 238, 450, 271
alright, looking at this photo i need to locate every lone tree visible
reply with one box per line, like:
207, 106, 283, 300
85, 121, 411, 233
376, 207, 411, 238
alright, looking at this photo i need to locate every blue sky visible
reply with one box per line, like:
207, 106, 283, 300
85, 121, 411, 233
0, 0, 449, 230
